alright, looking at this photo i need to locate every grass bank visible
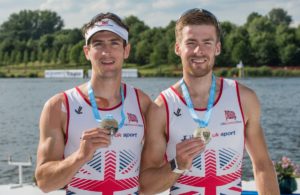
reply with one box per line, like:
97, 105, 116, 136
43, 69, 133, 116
1, 63, 300, 78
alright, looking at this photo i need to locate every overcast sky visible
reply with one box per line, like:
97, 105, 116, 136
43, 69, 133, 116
1, 0, 299, 29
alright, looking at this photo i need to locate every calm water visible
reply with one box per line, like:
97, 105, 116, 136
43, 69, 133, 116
0, 77, 299, 184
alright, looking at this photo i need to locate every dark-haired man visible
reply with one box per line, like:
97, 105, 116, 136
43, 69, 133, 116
35, 12, 151, 194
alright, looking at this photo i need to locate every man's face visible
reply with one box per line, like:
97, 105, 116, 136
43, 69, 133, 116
175, 24, 221, 77
84, 30, 130, 78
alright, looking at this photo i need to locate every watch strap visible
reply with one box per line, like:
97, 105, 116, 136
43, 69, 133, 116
170, 158, 185, 174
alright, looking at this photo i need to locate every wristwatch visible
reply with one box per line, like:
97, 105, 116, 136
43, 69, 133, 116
170, 158, 186, 174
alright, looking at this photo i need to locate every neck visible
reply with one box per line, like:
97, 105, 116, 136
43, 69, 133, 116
183, 72, 213, 97
90, 76, 122, 99
178, 72, 218, 108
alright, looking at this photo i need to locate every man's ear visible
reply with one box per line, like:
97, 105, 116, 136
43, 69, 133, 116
83, 45, 90, 60
215, 42, 221, 56
124, 43, 131, 59
174, 42, 181, 56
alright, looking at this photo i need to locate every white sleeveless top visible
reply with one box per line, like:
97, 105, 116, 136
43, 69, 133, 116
63, 83, 144, 195
161, 78, 245, 195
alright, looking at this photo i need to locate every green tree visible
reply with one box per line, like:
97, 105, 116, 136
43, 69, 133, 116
251, 32, 279, 65
268, 8, 292, 26
280, 44, 300, 65
150, 41, 168, 65
58, 45, 68, 64
4, 52, 9, 65
37, 48, 43, 62
135, 40, 151, 65
70, 42, 84, 65
43, 49, 51, 63
0, 38, 15, 55
0, 10, 64, 40
23, 50, 29, 64
39, 34, 54, 51
245, 12, 262, 27
124, 15, 150, 64
50, 49, 57, 64
217, 21, 237, 66
275, 24, 298, 65
53, 29, 82, 49
296, 25, 300, 43
167, 44, 181, 67
30, 50, 37, 62
224, 27, 252, 65
0, 50, 3, 65
10, 50, 17, 64
134, 28, 159, 65
247, 16, 279, 65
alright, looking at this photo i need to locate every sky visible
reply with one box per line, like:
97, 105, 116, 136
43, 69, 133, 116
0, 0, 300, 29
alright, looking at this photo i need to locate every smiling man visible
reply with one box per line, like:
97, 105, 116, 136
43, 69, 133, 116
35, 12, 151, 194
139, 8, 280, 195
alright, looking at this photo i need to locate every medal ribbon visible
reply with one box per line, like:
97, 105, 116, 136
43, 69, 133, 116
180, 74, 216, 128
88, 81, 125, 129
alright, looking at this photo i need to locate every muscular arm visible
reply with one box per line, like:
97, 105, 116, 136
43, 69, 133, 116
239, 84, 280, 195
35, 94, 110, 192
139, 97, 179, 194
139, 96, 204, 194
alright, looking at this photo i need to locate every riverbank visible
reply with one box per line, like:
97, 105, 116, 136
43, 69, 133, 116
0, 63, 300, 78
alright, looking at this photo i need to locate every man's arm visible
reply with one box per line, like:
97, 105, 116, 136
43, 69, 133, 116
239, 84, 280, 195
139, 96, 204, 194
35, 93, 110, 192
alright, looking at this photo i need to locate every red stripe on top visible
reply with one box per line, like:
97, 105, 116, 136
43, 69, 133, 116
235, 81, 246, 144
170, 78, 223, 111
63, 92, 70, 148
134, 88, 145, 135
75, 83, 127, 111
160, 93, 170, 162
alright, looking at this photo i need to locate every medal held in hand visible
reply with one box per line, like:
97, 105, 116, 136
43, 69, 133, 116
99, 115, 119, 136
193, 127, 211, 144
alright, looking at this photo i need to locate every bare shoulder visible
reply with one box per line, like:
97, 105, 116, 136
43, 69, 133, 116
147, 95, 167, 128
40, 92, 67, 136
44, 92, 66, 111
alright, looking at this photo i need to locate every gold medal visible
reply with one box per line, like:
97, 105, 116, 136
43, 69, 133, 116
193, 127, 211, 144
99, 117, 119, 136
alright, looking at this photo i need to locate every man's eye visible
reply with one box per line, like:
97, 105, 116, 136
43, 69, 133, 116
204, 42, 212, 46
187, 42, 196, 46
92, 42, 102, 47
112, 41, 121, 45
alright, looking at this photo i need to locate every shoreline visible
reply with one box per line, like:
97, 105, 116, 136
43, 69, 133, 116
1, 65, 300, 78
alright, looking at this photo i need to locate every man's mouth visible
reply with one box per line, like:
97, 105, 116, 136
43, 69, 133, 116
101, 60, 115, 65
191, 58, 207, 63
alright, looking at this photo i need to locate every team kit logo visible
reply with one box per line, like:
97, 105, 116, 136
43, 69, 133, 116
113, 112, 143, 138
221, 110, 242, 126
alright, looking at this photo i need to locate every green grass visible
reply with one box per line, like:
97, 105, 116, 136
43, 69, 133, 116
1, 62, 300, 78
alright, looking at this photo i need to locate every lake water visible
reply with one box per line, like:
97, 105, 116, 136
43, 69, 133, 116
0, 77, 299, 184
